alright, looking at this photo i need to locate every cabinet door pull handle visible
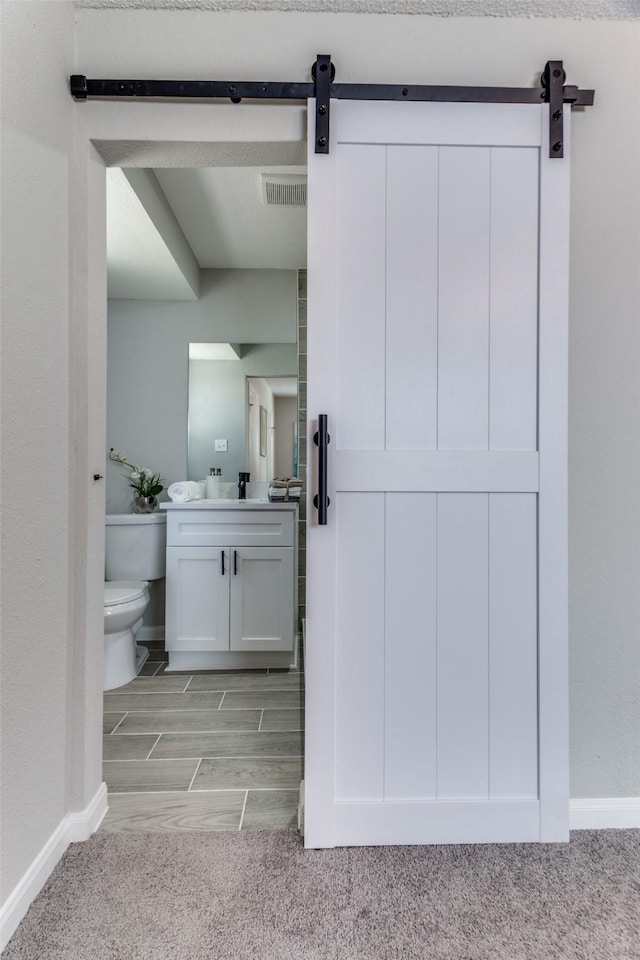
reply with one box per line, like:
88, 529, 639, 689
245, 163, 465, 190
234, 550, 238, 575
221, 549, 225, 575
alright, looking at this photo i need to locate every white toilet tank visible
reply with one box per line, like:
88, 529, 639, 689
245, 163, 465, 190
105, 513, 166, 581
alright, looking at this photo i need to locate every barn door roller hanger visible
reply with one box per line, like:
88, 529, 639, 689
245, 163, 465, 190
70, 55, 593, 159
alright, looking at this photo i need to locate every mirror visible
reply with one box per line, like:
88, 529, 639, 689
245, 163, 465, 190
187, 342, 297, 490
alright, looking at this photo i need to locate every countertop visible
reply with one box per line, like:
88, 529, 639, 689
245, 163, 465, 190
160, 499, 299, 511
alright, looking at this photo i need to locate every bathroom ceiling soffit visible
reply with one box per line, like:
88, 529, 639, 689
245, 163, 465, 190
74, 0, 640, 19
107, 164, 307, 300
107, 168, 199, 301
189, 342, 243, 359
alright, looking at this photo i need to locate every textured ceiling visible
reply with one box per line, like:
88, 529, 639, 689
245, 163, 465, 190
74, 0, 640, 19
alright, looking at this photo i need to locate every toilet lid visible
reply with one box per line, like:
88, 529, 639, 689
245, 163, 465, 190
104, 581, 147, 607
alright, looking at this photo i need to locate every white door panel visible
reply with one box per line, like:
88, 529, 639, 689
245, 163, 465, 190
489, 148, 540, 451
436, 493, 490, 799
333, 799, 541, 847
331, 100, 543, 147
437, 147, 491, 451
333, 449, 539, 492
386, 146, 439, 451
489, 493, 539, 799
336, 144, 386, 452
335, 493, 385, 800
305, 99, 570, 847
384, 493, 438, 801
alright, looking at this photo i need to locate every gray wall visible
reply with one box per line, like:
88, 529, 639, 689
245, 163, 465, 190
0, 0, 76, 905
106, 269, 297, 513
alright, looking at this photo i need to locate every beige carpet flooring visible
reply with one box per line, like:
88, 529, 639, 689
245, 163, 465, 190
4, 829, 639, 959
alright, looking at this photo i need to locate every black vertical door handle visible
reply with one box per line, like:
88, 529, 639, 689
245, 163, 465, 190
234, 550, 238, 575
221, 550, 225, 575
313, 414, 331, 525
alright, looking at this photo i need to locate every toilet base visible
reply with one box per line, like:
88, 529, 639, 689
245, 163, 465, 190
104, 628, 149, 691
136, 643, 150, 674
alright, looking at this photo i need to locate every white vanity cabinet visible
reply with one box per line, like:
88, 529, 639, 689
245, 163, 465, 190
162, 502, 297, 671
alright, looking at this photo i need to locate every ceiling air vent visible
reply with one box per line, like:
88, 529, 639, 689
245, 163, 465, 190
261, 174, 307, 207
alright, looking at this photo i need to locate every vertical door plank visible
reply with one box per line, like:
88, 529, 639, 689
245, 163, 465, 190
538, 106, 570, 840
437, 493, 489, 798
335, 493, 385, 800
489, 494, 538, 798
386, 146, 439, 451
384, 494, 437, 799
437, 147, 491, 451
336, 144, 386, 451
304, 106, 340, 847
489, 147, 539, 451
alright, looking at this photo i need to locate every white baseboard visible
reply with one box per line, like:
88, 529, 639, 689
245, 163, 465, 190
290, 631, 302, 670
0, 782, 108, 952
302, 618, 306, 669
570, 797, 640, 830
0, 818, 69, 952
298, 779, 305, 838
67, 782, 108, 843
167, 650, 292, 671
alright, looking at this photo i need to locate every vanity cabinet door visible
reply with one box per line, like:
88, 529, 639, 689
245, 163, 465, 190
229, 547, 294, 652
166, 547, 230, 652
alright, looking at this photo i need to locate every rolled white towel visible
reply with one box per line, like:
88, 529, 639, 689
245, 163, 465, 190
168, 481, 203, 503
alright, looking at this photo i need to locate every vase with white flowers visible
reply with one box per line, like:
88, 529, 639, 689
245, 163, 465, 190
109, 449, 164, 514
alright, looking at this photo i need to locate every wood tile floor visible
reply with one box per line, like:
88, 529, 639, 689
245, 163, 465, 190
100, 642, 303, 834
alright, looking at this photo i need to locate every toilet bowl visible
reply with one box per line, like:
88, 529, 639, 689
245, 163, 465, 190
104, 513, 166, 691
103, 581, 150, 690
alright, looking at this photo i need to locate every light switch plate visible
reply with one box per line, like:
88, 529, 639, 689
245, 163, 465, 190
214, 439, 228, 452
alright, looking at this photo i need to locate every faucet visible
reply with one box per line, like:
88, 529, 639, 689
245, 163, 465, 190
238, 472, 250, 500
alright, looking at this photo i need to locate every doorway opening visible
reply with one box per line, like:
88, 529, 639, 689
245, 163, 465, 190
102, 160, 307, 833
246, 376, 298, 484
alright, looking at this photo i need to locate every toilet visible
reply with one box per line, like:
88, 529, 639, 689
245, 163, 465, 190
104, 513, 166, 691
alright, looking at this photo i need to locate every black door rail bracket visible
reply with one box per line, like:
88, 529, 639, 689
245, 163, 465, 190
312, 55, 333, 156
69, 56, 594, 159
542, 60, 567, 158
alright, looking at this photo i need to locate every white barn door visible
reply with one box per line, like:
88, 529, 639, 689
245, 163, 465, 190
304, 100, 570, 848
